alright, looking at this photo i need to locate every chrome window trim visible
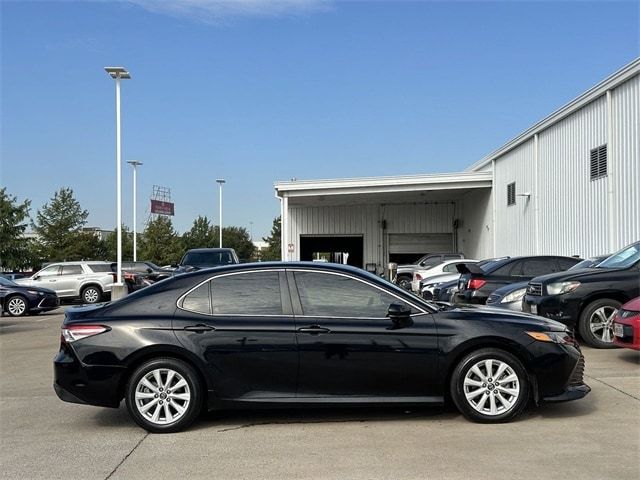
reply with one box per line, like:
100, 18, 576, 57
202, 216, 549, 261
176, 267, 431, 317
176, 269, 286, 316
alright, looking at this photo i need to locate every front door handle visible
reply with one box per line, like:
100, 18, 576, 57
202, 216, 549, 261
184, 324, 215, 333
298, 325, 331, 334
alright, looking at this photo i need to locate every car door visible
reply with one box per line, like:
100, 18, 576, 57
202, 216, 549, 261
289, 269, 440, 400
56, 264, 85, 297
28, 265, 62, 292
172, 270, 298, 401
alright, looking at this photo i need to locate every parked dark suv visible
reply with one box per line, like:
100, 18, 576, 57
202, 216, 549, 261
523, 242, 640, 349
175, 248, 240, 273
455, 256, 582, 305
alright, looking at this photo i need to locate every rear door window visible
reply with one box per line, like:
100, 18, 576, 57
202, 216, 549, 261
61, 265, 83, 275
521, 258, 558, 276
211, 272, 282, 315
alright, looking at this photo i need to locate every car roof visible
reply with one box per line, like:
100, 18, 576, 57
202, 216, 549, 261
185, 248, 236, 253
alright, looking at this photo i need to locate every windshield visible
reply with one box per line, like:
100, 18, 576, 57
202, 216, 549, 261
146, 262, 161, 270
570, 258, 598, 270
597, 243, 640, 269
181, 251, 235, 267
0, 276, 17, 286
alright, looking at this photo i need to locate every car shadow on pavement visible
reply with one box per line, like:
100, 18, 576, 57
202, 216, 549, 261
616, 350, 640, 365
524, 397, 597, 420
191, 405, 460, 433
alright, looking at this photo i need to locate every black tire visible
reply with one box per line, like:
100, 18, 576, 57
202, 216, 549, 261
450, 348, 530, 423
5, 295, 29, 317
125, 357, 203, 433
578, 299, 621, 349
81, 285, 102, 304
397, 275, 412, 290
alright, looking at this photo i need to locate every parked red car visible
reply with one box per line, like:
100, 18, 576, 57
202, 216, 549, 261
613, 297, 640, 350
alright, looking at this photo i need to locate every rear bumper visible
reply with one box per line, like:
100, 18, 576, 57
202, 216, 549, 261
542, 384, 591, 402
53, 346, 125, 408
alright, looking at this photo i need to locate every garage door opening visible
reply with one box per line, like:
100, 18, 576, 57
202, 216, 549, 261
300, 236, 364, 268
388, 233, 454, 264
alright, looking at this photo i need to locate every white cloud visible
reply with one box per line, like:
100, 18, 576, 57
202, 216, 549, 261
122, 0, 332, 23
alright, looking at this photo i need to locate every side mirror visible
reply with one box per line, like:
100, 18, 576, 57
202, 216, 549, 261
387, 303, 411, 320
33, 275, 40, 280
146, 268, 153, 273
171, 263, 178, 268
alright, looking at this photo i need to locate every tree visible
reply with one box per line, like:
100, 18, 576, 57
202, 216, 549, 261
213, 226, 255, 261
103, 225, 134, 261
0, 188, 32, 270
31, 187, 103, 261
182, 216, 217, 250
139, 217, 183, 266
261, 216, 281, 261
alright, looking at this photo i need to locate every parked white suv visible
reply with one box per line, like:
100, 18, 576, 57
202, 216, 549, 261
16, 261, 116, 304
410, 259, 479, 293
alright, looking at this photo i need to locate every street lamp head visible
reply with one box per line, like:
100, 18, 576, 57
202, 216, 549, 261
216, 179, 226, 185
105, 66, 131, 79
127, 160, 143, 166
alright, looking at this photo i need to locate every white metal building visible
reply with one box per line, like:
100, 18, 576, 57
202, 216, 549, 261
275, 59, 639, 273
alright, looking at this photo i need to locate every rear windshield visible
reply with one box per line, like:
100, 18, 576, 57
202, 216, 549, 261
181, 251, 235, 267
87, 264, 114, 273
597, 243, 640, 269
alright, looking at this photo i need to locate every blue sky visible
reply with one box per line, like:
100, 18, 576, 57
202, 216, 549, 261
1, 0, 638, 239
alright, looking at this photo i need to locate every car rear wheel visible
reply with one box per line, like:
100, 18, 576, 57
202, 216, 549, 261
126, 358, 202, 433
450, 348, 529, 423
397, 275, 412, 290
6, 296, 28, 317
578, 299, 621, 349
81, 286, 102, 304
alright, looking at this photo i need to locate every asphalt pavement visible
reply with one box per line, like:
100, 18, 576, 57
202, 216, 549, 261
1, 307, 638, 480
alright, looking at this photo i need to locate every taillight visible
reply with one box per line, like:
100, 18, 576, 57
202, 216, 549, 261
61, 325, 110, 343
415, 273, 422, 281
110, 273, 117, 282
468, 278, 487, 290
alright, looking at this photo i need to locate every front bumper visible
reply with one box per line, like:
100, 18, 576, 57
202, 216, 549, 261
523, 294, 581, 329
543, 384, 591, 402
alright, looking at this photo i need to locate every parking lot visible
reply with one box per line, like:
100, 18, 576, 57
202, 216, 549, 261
0, 306, 638, 480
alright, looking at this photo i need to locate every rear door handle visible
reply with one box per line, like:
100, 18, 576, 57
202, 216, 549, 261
184, 324, 215, 333
298, 325, 331, 334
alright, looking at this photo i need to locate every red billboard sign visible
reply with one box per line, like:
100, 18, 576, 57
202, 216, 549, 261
150, 199, 175, 216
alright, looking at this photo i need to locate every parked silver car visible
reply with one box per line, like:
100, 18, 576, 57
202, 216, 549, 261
16, 261, 116, 304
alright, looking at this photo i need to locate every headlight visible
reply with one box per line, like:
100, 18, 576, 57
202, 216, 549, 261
27, 290, 44, 296
546, 281, 580, 295
501, 288, 526, 303
526, 331, 574, 344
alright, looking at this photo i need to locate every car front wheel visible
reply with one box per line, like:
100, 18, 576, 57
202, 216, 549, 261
5, 296, 29, 317
125, 358, 202, 433
578, 299, 621, 349
450, 348, 529, 423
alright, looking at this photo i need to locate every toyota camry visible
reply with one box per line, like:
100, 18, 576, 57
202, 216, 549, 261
54, 262, 590, 433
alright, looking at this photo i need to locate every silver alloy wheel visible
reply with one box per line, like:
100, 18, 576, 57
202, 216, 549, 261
83, 288, 99, 303
589, 306, 618, 343
134, 368, 191, 425
7, 297, 26, 316
463, 359, 520, 416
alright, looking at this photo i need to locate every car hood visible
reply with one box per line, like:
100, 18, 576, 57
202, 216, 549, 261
531, 267, 625, 284
438, 302, 568, 331
8, 283, 56, 295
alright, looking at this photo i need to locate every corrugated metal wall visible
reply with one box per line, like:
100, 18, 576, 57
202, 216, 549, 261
458, 189, 493, 260
494, 138, 537, 255
612, 75, 640, 247
537, 96, 609, 256
287, 203, 454, 269
494, 73, 639, 258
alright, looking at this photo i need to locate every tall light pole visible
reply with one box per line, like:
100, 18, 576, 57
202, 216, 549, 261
105, 66, 131, 295
127, 160, 143, 261
249, 221, 254, 241
216, 179, 225, 248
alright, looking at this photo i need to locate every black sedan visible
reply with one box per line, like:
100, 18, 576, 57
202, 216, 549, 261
0, 276, 59, 317
54, 262, 590, 433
